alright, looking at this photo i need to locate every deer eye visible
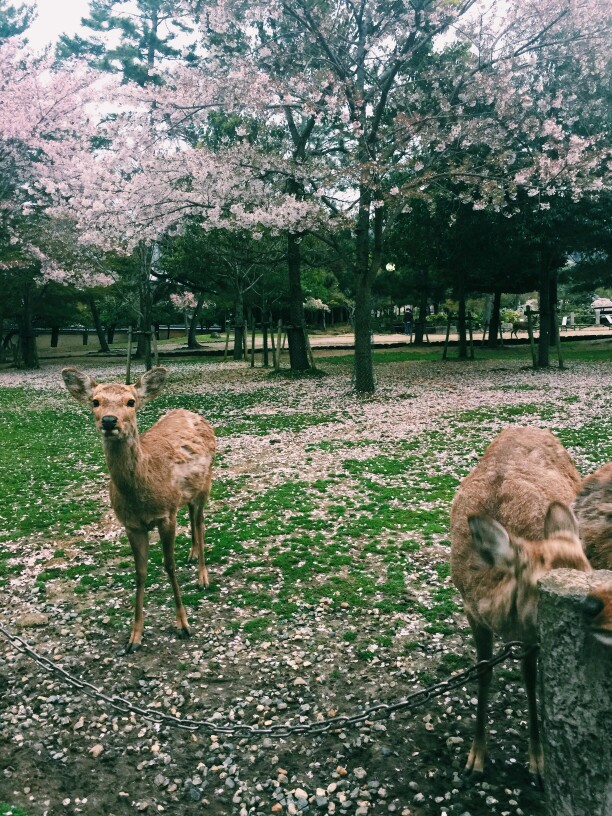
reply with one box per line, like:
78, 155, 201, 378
127, 399, 136, 408
92, 399, 100, 408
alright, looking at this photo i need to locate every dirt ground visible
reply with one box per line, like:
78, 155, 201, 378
3, 352, 611, 816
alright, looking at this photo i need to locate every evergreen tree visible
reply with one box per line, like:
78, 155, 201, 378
56, 0, 198, 85
0, 0, 35, 42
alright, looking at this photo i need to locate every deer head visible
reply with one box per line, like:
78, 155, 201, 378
62, 367, 168, 440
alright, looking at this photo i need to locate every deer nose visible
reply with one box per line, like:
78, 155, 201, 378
583, 595, 605, 618
101, 415, 118, 431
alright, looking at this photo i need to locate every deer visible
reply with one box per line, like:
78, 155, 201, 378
510, 320, 529, 339
573, 461, 612, 571
450, 426, 591, 786
573, 465, 612, 647
62, 366, 216, 655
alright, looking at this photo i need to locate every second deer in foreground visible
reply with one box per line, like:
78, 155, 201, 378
62, 366, 216, 654
450, 426, 591, 785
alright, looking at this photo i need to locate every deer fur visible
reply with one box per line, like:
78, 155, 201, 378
583, 585, 612, 647
450, 426, 590, 783
573, 461, 612, 570
62, 366, 216, 654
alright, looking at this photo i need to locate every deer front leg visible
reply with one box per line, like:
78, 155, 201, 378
158, 515, 190, 639
188, 497, 209, 589
522, 647, 544, 788
120, 527, 150, 655
465, 619, 493, 777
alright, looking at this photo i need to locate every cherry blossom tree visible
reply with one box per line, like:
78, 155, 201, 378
196, 0, 611, 389
0, 40, 116, 365
11, 0, 608, 381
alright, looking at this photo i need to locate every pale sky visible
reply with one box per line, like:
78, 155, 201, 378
29, 0, 90, 51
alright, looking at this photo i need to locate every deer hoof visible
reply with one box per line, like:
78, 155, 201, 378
118, 641, 142, 656
530, 770, 545, 791
177, 626, 191, 640
461, 767, 484, 786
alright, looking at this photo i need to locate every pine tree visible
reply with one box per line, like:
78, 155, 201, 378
56, 0, 197, 85
0, 0, 35, 41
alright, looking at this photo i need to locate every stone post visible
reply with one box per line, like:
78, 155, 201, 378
538, 569, 612, 816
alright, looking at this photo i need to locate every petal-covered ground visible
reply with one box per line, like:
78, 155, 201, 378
1, 345, 611, 816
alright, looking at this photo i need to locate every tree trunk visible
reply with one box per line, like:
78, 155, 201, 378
233, 286, 245, 361
549, 273, 558, 343
457, 273, 468, 360
107, 324, 116, 344
413, 272, 428, 346
187, 292, 207, 349
19, 285, 38, 369
487, 291, 502, 348
89, 295, 110, 353
286, 231, 310, 371
262, 320, 269, 367
352, 185, 379, 393
353, 274, 375, 392
135, 248, 153, 369
538, 264, 551, 368
50, 326, 60, 348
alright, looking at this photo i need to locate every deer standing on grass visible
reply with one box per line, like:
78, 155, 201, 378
62, 366, 216, 655
450, 427, 591, 785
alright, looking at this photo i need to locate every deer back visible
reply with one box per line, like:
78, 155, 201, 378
110, 409, 216, 527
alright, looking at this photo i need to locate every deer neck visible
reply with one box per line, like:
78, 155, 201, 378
103, 430, 148, 492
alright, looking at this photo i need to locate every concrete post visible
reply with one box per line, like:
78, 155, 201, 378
538, 569, 612, 816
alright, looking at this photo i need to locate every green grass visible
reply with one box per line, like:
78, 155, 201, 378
0, 805, 29, 816
2, 344, 612, 666
0, 388, 105, 541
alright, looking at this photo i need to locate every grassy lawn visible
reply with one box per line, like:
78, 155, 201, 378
0, 340, 611, 815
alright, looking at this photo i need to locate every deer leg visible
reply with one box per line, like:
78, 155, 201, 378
187, 503, 198, 563
121, 527, 150, 655
158, 515, 190, 638
465, 619, 494, 777
522, 647, 544, 788
189, 496, 210, 589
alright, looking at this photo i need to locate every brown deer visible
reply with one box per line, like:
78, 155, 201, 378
582, 585, 612, 646
62, 366, 216, 654
510, 320, 529, 339
450, 427, 590, 784
573, 461, 612, 571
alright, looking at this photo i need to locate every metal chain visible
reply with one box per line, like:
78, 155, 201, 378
0, 623, 537, 738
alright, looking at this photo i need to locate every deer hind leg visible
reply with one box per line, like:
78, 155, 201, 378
465, 618, 494, 777
522, 647, 544, 788
121, 527, 150, 655
188, 495, 210, 589
158, 514, 190, 638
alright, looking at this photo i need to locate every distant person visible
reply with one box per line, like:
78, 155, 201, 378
405, 309, 413, 337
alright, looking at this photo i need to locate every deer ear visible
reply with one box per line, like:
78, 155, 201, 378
62, 368, 96, 404
468, 515, 514, 568
134, 366, 168, 403
544, 502, 579, 539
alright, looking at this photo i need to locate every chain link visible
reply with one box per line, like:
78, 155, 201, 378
0, 623, 537, 738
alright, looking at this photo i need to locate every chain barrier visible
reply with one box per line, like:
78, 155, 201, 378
0, 623, 537, 738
